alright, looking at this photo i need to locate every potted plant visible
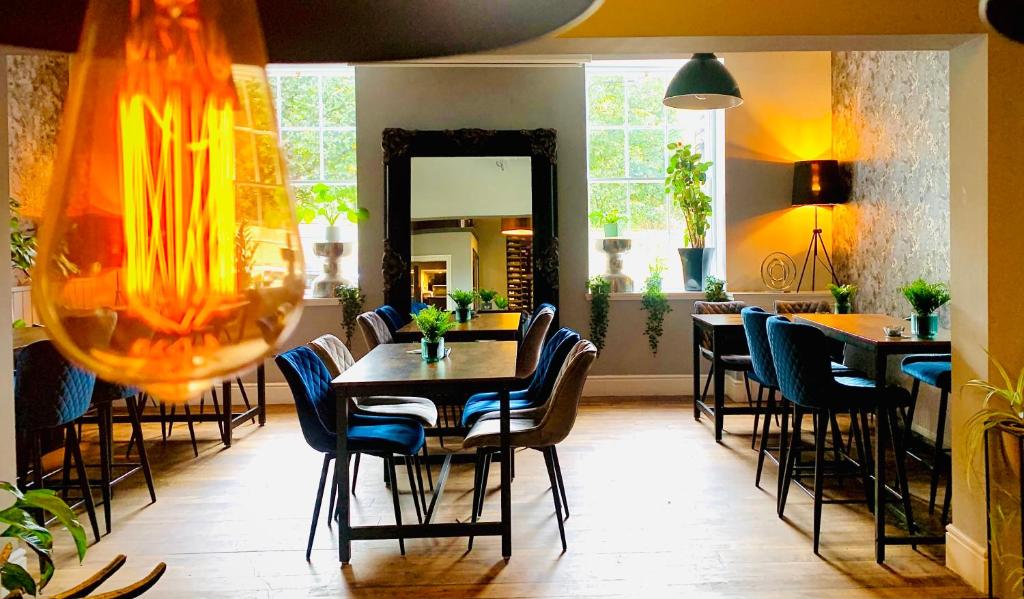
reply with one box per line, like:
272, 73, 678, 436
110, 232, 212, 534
295, 182, 369, 242
334, 284, 365, 347
588, 208, 628, 238
703, 275, 729, 302
641, 259, 672, 355
477, 288, 499, 311
412, 305, 453, 363
10, 197, 36, 282
900, 278, 950, 339
494, 295, 509, 310
587, 276, 611, 355
449, 288, 475, 323
828, 283, 857, 314
666, 142, 714, 291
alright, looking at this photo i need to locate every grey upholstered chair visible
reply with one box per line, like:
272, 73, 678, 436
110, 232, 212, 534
464, 339, 597, 552
773, 299, 832, 314
357, 311, 393, 351
516, 306, 555, 379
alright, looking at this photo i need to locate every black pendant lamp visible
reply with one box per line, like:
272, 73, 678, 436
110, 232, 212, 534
0, 0, 602, 63
981, 0, 1024, 43
663, 53, 743, 110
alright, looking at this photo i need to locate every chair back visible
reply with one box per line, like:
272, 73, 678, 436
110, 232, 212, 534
411, 302, 428, 316
526, 328, 582, 402
276, 346, 337, 454
358, 311, 393, 351
375, 305, 406, 334
15, 340, 96, 430
774, 300, 831, 314
766, 316, 835, 409
533, 303, 556, 319
517, 311, 532, 342
693, 300, 746, 315
308, 334, 355, 379
531, 340, 598, 446
741, 307, 777, 388
517, 306, 555, 378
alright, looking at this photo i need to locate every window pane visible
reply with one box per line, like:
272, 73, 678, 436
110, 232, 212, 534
281, 130, 320, 180
589, 182, 627, 229
323, 130, 357, 181
629, 182, 667, 230
587, 75, 625, 126
279, 76, 319, 127
588, 130, 625, 178
628, 129, 664, 179
323, 76, 356, 127
626, 74, 665, 127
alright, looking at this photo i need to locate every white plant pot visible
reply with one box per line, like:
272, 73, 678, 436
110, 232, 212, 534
325, 225, 343, 243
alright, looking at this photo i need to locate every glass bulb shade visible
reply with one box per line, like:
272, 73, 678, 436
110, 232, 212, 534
34, 0, 305, 402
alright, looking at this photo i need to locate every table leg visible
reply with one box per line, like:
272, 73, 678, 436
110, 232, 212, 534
221, 380, 233, 447
692, 323, 701, 421
874, 351, 888, 563
257, 364, 266, 427
500, 387, 512, 560
338, 391, 351, 564
713, 328, 725, 443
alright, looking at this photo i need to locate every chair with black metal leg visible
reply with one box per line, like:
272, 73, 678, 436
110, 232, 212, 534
14, 340, 101, 543
276, 345, 427, 560
768, 317, 913, 554
901, 353, 952, 522
693, 301, 756, 435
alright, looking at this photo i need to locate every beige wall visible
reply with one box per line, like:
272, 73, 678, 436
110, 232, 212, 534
475, 218, 508, 297
0, 50, 14, 482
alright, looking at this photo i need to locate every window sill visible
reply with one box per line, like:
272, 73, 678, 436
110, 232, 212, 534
586, 290, 832, 301
302, 296, 339, 307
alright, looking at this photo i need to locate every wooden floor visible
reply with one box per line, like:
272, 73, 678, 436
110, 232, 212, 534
46, 398, 981, 598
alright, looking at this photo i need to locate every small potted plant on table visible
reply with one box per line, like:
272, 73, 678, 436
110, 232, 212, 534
449, 288, 475, 323
477, 288, 499, 311
900, 278, 950, 339
828, 283, 857, 314
413, 305, 453, 363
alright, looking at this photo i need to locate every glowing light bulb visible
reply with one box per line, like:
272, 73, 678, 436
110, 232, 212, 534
35, 0, 304, 402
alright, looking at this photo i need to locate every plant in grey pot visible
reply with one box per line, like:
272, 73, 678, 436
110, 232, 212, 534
828, 283, 857, 314
900, 278, 950, 339
477, 288, 499, 311
413, 305, 452, 363
449, 288, 475, 323
666, 142, 714, 291
588, 207, 628, 238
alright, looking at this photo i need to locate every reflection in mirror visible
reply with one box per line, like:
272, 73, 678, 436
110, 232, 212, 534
410, 156, 534, 312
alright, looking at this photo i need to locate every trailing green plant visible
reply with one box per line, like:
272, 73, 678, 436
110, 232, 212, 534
665, 142, 713, 248
900, 278, 951, 316
295, 183, 369, 226
827, 283, 857, 305
588, 207, 628, 228
494, 296, 509, 310
9, 198, 36, 276
476, 289, 499, 305
703, 275, 728, 302
641, 259, 672, 355
448, 289, 475, 310
334, 284, 365, 347
587, 275, 611, 355
412, 305, 453, 343
0, 481, 87, 597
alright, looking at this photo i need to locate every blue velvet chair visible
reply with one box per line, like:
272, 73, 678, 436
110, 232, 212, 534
411, 302, 429, 315
15, 340, 101, 543
766, 317, 913, 554
375, 305, 407, 335
901, 353, 952, 522
276, 345, 427, 559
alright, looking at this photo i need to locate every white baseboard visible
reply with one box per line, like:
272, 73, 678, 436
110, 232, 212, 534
946, 524, 987, 593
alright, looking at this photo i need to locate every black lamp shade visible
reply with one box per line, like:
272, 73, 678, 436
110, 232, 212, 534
663, 53, 743, 110
792, 160, 846, 206
981, 0, 1024, 44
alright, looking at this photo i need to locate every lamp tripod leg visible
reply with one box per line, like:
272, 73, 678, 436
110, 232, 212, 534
796, 232, 817, 291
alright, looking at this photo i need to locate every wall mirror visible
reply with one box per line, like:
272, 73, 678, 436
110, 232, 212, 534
382, 129, 558, 317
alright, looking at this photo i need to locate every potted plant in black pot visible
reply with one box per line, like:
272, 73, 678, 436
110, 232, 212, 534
666, 142, 714, 291
413, 305, 453, 363
900, 278, 950, 339
449, 288, 475, 323
828, 283, 857, 314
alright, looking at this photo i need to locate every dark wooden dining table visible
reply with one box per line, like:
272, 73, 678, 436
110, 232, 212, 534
394, 311, 521, 342
691, 313, 762, 442
795, 313, 952, 562
331, 340, 520, 563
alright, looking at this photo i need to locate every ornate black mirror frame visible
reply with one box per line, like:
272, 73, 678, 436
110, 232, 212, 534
381, 128, 559, 317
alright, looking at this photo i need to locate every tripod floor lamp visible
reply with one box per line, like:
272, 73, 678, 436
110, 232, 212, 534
792, 159, 848, 291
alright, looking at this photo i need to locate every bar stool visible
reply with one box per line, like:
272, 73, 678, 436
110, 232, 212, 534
693, 301, 755, 409
901, 353, 952, 522
15, 340, 101, 543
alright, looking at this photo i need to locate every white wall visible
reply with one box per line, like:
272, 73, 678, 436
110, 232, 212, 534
0, 51, 15, 481
411, 156, 532, 219
411, 230, 476, 307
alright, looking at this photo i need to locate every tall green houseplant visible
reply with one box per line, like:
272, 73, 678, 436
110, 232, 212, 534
666, 142, 714, 291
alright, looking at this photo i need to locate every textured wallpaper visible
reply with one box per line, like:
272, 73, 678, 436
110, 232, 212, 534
831, 51, 950, 320
6, 54, 69, 284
